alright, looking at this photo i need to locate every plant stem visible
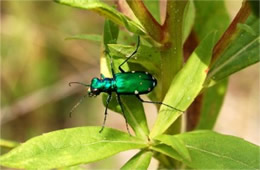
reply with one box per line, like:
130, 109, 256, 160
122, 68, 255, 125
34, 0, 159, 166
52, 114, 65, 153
126, 0, 163, 42
161, 0, 187, 99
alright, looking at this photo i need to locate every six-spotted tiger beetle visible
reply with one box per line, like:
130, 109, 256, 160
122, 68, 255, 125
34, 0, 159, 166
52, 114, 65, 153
69, 36, 183, 134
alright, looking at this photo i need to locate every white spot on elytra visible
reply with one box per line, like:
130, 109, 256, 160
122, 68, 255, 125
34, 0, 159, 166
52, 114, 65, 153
152, 77, 155, 80
140, 82, 143, 85
153, 82, 156, 86
132, 71, 135, 73
148, 88, 151, 91
139, 75, 142, 78
145, 72, 148, 74
134, 90, 139, 94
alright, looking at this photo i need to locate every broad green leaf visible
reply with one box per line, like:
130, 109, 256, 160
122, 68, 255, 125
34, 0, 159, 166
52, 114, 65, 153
65, 34, 102, 42
121, 150, 153, 170
183, 0, 195, 43
207, 14, 260, 84
196, 78, 228, 129
0, 127, 147, 169
107, 44, 160, 74
150, 32, 216, 138
143, 0, 160, 23
151, 144, 182, 161
101, 20, 149, 138
55, 0, 145, 35
174, 130, 260, 169
155, 134, 191, 161
193, 0, 230, 41
0, 139, 19, 149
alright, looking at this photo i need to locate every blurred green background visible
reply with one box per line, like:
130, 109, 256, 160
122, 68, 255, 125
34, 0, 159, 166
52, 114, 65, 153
1, 0, 259, 169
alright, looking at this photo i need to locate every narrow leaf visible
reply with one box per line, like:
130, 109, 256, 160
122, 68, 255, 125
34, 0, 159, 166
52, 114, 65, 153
143, 0, 160, 23
174, 130, 260, 169
207, 14, 260, 84
121, 150, 153, 170
150, 32, 216, 138
155, 134, 191, 161
55, 0, 145, 35
65, 34, 102, 42
196, 78, 228, 129
193, 0, 230, 41
151, 144, 182, 161
0, 127, 147, 169
183, 0, 195, 43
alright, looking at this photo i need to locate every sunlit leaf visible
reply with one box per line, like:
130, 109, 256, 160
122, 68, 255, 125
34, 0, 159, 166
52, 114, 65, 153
174, 130, 260, 169
155, 134, 191, 161
0, 127, 147, 169
151, 144, 182, 161
55, 0, 145, 35
121, 150, 153, 170
150, 32, 216, 138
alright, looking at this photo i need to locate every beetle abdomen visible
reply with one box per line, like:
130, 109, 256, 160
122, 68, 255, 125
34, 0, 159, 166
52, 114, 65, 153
115, 71, 157, 95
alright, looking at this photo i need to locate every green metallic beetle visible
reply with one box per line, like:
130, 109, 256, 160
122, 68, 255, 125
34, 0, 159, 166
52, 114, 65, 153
69, 36, 183, 133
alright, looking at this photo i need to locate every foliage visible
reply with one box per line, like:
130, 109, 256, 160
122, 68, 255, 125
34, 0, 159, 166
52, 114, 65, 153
1, 0, 259, 169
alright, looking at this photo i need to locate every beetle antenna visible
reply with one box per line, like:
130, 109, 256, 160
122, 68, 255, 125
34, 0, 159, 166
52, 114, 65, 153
69, 94, 88, 118
69, 82, 90, 87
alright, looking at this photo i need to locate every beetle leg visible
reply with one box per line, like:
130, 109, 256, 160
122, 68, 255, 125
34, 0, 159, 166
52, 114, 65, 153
136, 95, 184, 112
118, 36, 140, 73
104, 50, 116, 78
99, 94, 112, 133
116, 94, 131, 135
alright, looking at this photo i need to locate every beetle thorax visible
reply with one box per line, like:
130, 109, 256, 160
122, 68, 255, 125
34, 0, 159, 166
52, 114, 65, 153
88, 77, 114, 96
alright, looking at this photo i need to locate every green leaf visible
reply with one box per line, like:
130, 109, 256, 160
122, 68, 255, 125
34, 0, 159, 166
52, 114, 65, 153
196, 78, 228, 129
121, 150, 153, 170
150, 32, 216, 138
0, 127, 147, 169
107, 44, 161, 74
174, 130, 260, 169
155, 134, 191, 161
143, 0, 160, 23
183, 0, 195, 43
193, 1, 230, 41
207, 14, 260, 84
0, 139, 19, 149
65, 34, 102, 42
55, 0, 145, 35
151, 144, 182, 161
103, 20, 119, 46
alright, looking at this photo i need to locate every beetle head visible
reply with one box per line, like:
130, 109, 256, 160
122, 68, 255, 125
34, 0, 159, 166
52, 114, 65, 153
88, 77, 101, 97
